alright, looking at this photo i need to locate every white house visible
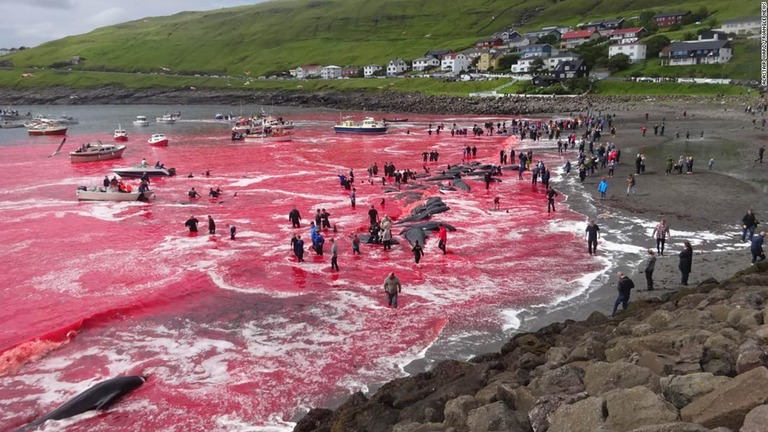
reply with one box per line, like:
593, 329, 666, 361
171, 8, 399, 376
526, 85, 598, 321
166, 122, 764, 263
660, 40, 732, 66
294, 64, 322, 79
608, 27, 648, 44
715, 17, 760, 35
320, 65, 342, 80
412, 56, 440, 71
441, 53, 470, 74
363, 64, 383, 78
511, 52, 580, 74
386, 58, 409, 76
608, 42, 647, 63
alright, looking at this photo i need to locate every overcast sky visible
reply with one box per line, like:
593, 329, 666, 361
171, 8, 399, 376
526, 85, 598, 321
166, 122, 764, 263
0, 0, 263, 48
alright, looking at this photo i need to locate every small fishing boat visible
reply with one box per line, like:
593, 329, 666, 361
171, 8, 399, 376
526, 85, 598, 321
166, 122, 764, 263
113, 166, 176, 178
155, 114, 177, 124
133, 116, 149, 127
244, 127, 294, 142
0, 120, 24, 128
383, 118, 409, 123
113, 125, 128, 142
148, 133, 169, 146
26, 119, 68, 136
76, 186, 153, 202
69, 141, 126, 163
334, 117, 388, 134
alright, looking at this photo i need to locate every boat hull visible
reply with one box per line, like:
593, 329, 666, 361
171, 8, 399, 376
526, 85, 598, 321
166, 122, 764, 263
28, 127, 68, 136
333, 126, 388, 134
148, 139, 169, 146
113, 167, 175, 178
133, 121, 149, 127
70, 146, 126, 163
114, 135, 128, 142
383, 118, 408, 123
77, 189, 153, 202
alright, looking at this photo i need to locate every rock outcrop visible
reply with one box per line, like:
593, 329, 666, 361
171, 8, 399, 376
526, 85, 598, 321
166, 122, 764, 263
294, 263, 768, 432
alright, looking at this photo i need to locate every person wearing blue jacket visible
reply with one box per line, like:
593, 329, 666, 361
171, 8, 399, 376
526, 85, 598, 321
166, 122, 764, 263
597, 177, 608, 201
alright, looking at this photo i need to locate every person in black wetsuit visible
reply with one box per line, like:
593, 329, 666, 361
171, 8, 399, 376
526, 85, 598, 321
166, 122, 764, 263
412, 240, 424, 263
185, 216, 199, 232
207, 215, 216, 234
289, 207, 302, 228
368, 205, 379, 227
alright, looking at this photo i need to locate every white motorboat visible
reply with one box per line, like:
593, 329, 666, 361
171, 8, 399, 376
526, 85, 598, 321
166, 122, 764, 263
113, 166, 176, 178
69, 141, 126, 163
57, 114, 79, 125
76, 186, 153, 202
0, 120, 24, 128
156, 113, 177, 124
334, 117, 388, 134
133, 116, 149, 127
26, 119, 68, 136
148, 133, 169, 146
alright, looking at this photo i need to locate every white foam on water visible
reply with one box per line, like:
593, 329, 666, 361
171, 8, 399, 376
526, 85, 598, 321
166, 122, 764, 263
215, 415, 294, 432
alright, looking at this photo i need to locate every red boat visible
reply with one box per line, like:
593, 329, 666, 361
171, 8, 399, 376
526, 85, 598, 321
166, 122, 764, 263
148, 133, 169, 146
113, 124, 128, 142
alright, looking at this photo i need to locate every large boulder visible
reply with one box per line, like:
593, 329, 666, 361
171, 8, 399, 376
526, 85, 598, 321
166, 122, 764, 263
527, 365, 585, 396
466, 401, 528, 432
528, 393, 588, 432
660, 372, 731, 409
497, 383, 536, 413
566, 338, 606, 362
628, 423, 710, 432
727, 309, 763, 332
443, 395, 479, 429
547, 396, 606, 432
680, 366, 768, 429
741, 404, 768, 432
604, 386, 679, 431
584, 362, 658, 396
735, 347, 768, 375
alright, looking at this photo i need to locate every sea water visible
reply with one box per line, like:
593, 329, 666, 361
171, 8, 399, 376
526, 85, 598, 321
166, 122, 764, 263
0, 105, 635, 431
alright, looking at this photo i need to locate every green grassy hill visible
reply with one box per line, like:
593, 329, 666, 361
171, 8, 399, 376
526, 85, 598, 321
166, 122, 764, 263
0, 0, 759, 77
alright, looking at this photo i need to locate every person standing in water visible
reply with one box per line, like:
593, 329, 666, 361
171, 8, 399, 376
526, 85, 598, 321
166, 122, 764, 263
207, 215, 216, 234
585, 220, 600, 255
185, 215, 199, 232
412, 240, 424, 263
289, 207, 302, 228
437, 224, 447, 255
229, 225, 236, 240
382, 272, 402, 308
330, 238, 339, 271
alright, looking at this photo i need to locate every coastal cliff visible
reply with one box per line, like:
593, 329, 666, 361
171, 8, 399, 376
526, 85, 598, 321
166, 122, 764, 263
295, 263, 768, 432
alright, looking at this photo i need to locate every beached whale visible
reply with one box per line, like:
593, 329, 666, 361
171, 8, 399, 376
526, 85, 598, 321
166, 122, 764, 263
452, 179, 470, 191
17, 375, 146, 431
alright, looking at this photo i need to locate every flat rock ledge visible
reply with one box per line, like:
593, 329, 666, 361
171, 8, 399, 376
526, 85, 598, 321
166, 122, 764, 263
0, 86, 754, 115
295, 262, 768, 432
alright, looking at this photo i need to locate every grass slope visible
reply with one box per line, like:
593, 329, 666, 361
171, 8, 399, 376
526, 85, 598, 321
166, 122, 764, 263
1, 0, 759, 77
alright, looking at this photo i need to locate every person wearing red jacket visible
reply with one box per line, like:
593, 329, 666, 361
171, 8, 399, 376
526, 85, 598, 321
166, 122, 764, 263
437, 223, 447, 255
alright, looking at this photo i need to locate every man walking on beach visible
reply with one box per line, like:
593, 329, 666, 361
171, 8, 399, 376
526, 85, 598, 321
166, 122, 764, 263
652, 219, 671, 255
612, 272, 635, 317
643, 249, 656, 291
742, 209, 758, 242
751, 232, 766, 264
585, 220, 600, 255
383, 272, 402, 308
757, 146, 765, 163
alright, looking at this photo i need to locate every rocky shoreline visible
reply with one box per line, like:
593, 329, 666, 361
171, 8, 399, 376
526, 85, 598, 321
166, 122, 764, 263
0, 86, 755, 115
295, 263, 768, 432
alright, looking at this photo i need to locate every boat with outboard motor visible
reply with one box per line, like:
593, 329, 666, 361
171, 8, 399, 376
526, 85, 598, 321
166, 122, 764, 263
113, 165, 176, 178
76, 186, 153, 202
133, 116, 149, 127
69, 141, 126, 163
334, 117, 388, 134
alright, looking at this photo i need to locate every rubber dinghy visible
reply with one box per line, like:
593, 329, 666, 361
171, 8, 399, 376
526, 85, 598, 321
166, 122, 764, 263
16, 375, 146, 431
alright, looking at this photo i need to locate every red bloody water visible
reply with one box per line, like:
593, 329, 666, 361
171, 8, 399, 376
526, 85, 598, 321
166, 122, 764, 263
0, 111, 599, 431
